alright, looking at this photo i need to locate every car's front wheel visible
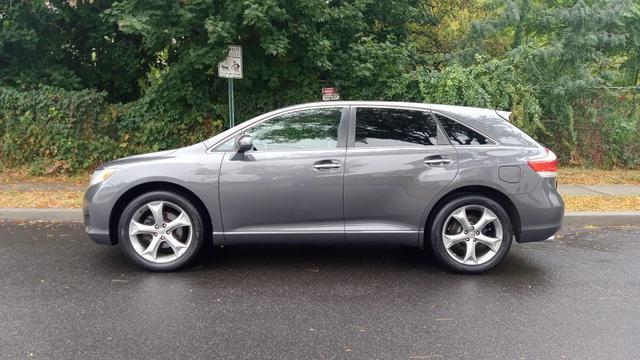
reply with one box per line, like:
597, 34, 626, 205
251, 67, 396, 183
118, 191, 205, 271
430, 195, 513, 274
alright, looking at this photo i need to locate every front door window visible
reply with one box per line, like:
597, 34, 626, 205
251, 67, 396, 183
246, 108, 343, 151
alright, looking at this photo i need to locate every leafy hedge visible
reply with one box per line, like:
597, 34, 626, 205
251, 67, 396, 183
0, 82, 638, 174
0, 87, 223, 174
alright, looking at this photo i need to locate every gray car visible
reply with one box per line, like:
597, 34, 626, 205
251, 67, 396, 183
84, 101, 564, 273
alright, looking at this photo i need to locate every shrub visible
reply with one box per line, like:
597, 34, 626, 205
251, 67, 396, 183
0, 86, 122, 173
0, 86, 224, 174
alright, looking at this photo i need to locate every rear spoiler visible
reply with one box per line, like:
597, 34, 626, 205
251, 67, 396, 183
496, 110, 511, 122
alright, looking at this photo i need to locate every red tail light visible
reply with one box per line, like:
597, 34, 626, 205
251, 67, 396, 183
527, 148, 558, 178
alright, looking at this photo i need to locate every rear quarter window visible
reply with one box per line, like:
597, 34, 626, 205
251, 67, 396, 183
436, 114, 494, 146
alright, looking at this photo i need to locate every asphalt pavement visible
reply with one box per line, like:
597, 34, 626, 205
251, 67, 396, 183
1, 220, 639, 359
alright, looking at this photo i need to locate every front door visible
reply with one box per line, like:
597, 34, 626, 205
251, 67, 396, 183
219, 106, 348, 244
343, 106, 459, 245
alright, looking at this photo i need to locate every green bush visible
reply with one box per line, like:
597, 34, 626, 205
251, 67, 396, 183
0, 86, 223, 174
0, 82, 637, 174
0, 86, 120, 173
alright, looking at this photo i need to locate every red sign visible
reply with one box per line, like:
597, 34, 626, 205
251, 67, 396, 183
322, 87, 336, 96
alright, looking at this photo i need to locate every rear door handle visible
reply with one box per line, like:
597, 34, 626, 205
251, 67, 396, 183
313, 159, 341, 171
424, 156, 452, 166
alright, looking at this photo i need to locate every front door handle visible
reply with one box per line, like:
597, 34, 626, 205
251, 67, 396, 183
424, 156, 452, 166
313, 159, 341, 171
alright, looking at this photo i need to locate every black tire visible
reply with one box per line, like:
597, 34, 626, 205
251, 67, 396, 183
118, 190, 205, 271
429, 195, 513, 274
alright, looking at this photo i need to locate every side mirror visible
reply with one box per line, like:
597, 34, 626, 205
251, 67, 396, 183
237, 135, 253, 153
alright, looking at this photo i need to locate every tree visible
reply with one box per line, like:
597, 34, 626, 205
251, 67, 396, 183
106, 0, 426, 121
0, 0, 150, 101
446, 0, 639, 166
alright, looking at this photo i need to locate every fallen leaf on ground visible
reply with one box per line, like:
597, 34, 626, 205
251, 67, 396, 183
563, 195, 640, 212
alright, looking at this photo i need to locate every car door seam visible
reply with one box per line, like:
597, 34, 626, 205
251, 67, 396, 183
217, 152, 228, 244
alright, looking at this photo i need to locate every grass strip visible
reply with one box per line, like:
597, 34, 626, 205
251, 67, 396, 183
563, 195, 640, 212
0, 190, 83, 208
559, 167, 640, 185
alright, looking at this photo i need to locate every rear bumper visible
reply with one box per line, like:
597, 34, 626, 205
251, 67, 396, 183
511, 178, 564, 243
518, 222, 562, 243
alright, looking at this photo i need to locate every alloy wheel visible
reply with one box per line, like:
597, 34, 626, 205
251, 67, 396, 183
441, 205, 503, 266
128, 200, 193, 263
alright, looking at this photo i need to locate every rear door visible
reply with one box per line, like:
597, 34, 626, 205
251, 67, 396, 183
343, 106, 459, 245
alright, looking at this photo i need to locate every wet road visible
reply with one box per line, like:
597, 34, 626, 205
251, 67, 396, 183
0, 221, 639, 359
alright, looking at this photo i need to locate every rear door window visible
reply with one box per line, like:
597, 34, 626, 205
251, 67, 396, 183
354, 107, 438, 147
436, 114, 493, 145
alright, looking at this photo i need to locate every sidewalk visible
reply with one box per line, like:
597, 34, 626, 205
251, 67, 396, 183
558, 184, 640, 196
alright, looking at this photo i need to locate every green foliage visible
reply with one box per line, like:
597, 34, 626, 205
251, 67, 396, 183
409, 55, 544, 135
0, 0, 150, 102
0, 86, 223, 173
117, 94, 225, 153
0, 0, 638, 172
429, 0, 640, 167
105, 0, 425, 122
0, 86, 125, 172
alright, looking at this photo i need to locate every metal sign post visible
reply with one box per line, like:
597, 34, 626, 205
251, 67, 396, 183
218, 45, 243, 128
228, 78, 235, 127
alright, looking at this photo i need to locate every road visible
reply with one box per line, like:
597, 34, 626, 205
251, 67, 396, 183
0, 221, 638, 359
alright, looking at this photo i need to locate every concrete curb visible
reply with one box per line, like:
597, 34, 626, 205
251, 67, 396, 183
1, 208, 639, 227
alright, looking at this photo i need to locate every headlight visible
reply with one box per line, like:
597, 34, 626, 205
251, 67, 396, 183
89, 168, 118, 186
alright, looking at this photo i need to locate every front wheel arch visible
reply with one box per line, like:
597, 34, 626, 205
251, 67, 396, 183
109, 182, 212, 246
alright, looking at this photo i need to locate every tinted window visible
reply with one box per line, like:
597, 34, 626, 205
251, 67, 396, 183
436, 114, 491, 145
245, 108, 343, 151
355, 108, 438, 147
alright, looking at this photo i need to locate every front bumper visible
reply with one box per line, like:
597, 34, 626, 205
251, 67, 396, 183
84, 182, 117, 246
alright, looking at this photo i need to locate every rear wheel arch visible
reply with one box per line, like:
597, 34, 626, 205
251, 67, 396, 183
109, 182, 212, 246
423, 185, 521, 248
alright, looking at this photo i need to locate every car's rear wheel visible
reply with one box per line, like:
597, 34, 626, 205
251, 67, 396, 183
430, 195, 512, 274
118, 191, 205, 271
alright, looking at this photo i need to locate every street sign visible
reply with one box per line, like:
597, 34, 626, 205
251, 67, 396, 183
322, 87, 336, 95
322, 87, 339, 101
218, 45, 242, 128
322, 94, 340, 101
218, 45, 243, 79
